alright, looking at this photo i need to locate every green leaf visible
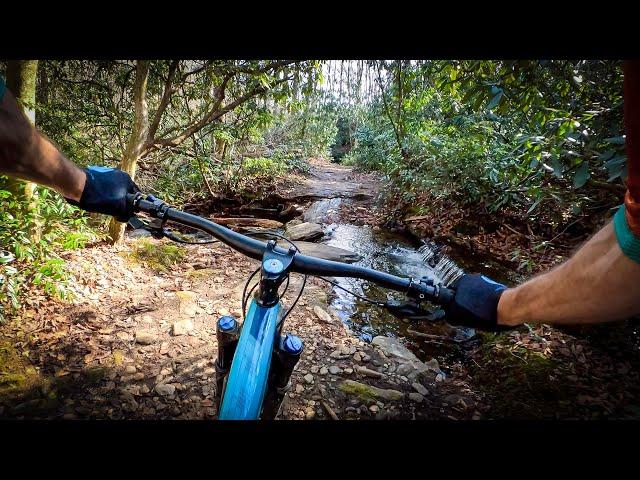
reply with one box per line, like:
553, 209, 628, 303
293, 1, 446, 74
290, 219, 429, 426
604, 136, 626, 145
550, 154, 563, 178
486, 91, 503, 110
573, 161, 590, 189
527, 197, 542, 215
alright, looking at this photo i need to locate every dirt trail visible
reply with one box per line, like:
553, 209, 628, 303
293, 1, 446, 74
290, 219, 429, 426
5, 158, 637, 420
277, 157, 379, 201
0, 159, 481, 420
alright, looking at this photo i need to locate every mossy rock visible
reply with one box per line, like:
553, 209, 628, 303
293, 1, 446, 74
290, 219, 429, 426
128, 240, 186, 272
339, 380, 404, 402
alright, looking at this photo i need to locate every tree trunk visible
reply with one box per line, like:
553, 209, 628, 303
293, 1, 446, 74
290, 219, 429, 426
108, 60, 150, 244
6, 60, 41, 243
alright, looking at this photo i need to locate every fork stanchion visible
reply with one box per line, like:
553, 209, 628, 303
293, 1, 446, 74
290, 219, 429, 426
261, 333, 304, 419
214, 315, 240, 410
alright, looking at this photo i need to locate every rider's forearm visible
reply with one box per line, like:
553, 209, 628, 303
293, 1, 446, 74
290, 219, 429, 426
497, 221, 640, 326
0, 88, 86, 201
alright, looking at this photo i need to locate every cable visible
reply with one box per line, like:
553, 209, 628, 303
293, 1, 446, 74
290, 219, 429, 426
314, 275, 385, 307
241, 267, 261, 319
239, 230, 308, 323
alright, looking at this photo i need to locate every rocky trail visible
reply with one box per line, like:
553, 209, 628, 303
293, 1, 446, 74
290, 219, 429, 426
0, 158, 481, 420
2, 158, 640, 420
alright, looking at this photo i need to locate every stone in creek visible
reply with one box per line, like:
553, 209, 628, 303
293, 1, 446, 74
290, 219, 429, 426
285, 222, 324, 241
172, 319, 194, 336
155, 384, 176, 396
292, 242, 361, 263
371, 336, 419, 363
412, 382, 429, 396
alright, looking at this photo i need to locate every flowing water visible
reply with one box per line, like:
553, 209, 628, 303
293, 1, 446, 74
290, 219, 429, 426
303, 199, 515, 361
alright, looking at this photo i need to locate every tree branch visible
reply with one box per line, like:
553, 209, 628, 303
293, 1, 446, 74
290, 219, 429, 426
147, 59, 179, 143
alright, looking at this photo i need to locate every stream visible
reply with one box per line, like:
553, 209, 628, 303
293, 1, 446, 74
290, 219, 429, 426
302, 197, 515, 362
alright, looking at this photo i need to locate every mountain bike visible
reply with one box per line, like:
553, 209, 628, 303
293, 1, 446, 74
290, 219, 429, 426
126, 193, 456, 420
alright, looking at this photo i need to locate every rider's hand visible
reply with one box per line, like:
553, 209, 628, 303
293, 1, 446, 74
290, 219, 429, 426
66, 166, 139, 222
445, 273, 510, 331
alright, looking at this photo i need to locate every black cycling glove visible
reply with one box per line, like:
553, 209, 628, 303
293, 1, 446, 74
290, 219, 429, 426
445, 273, 511, 331
66, 166, 139, 222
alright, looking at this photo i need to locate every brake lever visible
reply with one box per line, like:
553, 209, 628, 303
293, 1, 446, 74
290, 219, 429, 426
127, 215, 165, 239
383, 300, 446, 322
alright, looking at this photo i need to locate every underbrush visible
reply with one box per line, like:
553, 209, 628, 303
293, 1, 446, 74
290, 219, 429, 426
0, 181, 99, 323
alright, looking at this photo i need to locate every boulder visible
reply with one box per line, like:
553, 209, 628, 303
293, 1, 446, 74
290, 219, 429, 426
293, 241, 361, 263
285, 222, 324, 241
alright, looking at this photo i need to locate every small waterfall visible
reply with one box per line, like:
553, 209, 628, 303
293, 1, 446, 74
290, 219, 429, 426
418, 242, 464, 287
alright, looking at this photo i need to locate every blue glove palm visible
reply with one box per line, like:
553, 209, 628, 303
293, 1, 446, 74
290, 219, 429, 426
66, 166, 139, 222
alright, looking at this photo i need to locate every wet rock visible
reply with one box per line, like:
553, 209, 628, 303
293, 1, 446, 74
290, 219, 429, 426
155, 384, 176, 396
172, 319, 194, 336
435, 373, 445, 382
412, 382, 429, 396
285, 222, 324, 241
292, 242, 361, 263
135, 331, 159, 345
371, 336, 419, 363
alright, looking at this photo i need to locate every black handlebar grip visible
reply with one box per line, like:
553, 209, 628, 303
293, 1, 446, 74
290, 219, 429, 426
437, 286, 455, 306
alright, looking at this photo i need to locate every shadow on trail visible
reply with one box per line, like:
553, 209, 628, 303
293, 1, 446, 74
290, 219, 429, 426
0, 303, 222, 420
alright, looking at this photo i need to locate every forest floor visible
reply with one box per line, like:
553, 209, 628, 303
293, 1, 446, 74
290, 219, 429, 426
2, 158, 640, 420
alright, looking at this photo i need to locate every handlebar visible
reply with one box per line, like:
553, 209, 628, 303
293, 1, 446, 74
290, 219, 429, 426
127, 193, 455, 306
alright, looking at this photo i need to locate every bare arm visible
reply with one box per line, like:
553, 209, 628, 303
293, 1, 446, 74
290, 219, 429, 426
0, 87, 86, 201
497, 222, 640, 326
